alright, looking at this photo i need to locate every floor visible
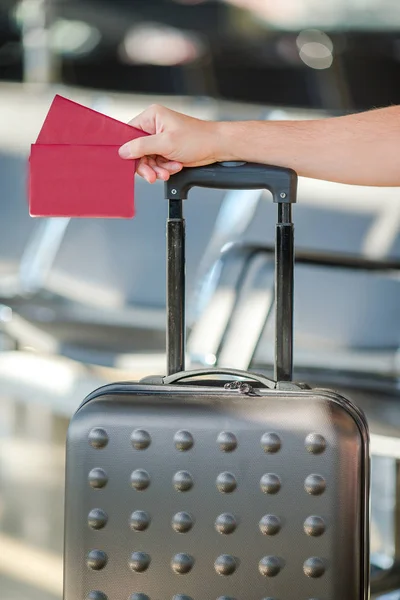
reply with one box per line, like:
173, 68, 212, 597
0, 395, 67, 600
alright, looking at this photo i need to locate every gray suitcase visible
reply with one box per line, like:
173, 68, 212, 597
63, 162, 370, 600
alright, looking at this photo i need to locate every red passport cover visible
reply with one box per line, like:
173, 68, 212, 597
36, 94, 143, 146
29, 95, 147, 218
30, 145, 135, 219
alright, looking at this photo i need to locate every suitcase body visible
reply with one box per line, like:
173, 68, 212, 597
65, 381, 369, 600
63, 162, 370, 600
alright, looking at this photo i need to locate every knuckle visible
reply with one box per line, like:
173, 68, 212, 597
133, 138, 145, 155
149, 103, 164, 114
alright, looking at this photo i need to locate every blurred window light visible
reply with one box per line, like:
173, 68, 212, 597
297, 29, 333, 70
0, 306, 12, 323
221, 0, 308, 28
222, 0, 400, 30
14, 0, 46, 28
49, 19, 101, 57
296, 29, 333, 52
205, 353, 217, 366
120, 23, 205, 66
299, 42, 333, 70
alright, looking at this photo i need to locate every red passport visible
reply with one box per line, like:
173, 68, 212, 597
29, 95, 147, 218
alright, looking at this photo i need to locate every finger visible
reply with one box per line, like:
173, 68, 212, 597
119, 133, 168, 160
155, 157, 183, 173
148, 156, 170, 181
154, 166, 170, 181
136, 159, 157, 184
168, 164, 183, 176
157, 163, 182, 177
156, 161, 183, 177
128, 106, 158, 134
128, 103, 167, 134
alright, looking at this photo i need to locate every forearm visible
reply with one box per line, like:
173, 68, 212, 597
217, 106, 400, 187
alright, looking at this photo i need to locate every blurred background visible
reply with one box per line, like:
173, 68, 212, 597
1, 0, 400, 599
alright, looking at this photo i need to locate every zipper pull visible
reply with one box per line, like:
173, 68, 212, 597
224, 381, 259, 396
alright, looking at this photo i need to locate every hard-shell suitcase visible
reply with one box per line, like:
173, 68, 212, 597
63, 162, 370, 600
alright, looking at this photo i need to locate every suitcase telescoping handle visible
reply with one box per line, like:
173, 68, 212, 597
165, 161, 298, 381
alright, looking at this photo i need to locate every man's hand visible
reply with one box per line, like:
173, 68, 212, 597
118, 104, 226, 183
120, 103, 400, 188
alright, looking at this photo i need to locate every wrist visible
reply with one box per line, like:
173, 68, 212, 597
212, 121, 245, 162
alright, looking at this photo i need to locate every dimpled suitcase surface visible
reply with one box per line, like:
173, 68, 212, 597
63, 163, 370, 600
64, 382, 369, 600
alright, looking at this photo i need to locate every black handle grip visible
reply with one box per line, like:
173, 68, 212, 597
163, 367, 276, 389
165, 162, 297, 202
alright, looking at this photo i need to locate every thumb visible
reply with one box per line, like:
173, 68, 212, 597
118, 134, 167, 160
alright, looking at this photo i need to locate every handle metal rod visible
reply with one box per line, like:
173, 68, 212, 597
166, 163, 297, 381
167, 199, 186, 375
275, 203, 294, 381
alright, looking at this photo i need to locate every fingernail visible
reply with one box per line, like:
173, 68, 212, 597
118, 144, 131, 159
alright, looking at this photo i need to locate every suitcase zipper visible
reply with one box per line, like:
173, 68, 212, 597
224, 380, 260, 396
